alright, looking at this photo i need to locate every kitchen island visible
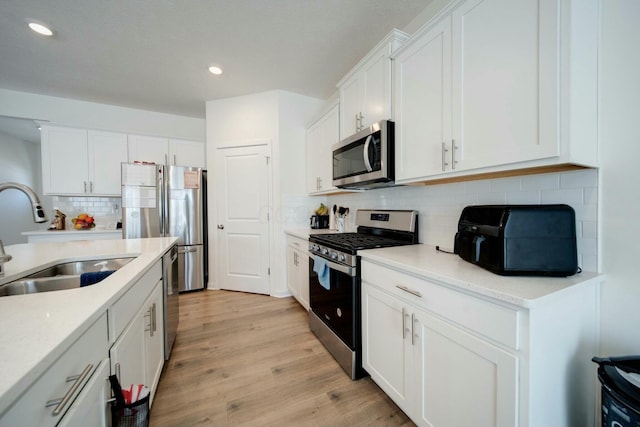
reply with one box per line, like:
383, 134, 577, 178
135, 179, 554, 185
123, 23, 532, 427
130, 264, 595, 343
0, 237, 177, 420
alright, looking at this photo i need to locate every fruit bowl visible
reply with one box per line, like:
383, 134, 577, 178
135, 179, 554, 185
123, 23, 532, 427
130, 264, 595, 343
71, 213, 96, 230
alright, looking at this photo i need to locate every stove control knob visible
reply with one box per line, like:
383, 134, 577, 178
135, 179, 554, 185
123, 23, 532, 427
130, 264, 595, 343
338, 254, 346, 262
330, 251, 338, 259
321, 248, 329, 255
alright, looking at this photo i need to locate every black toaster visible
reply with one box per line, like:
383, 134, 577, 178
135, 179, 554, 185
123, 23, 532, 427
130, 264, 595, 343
454, 204, 579, 277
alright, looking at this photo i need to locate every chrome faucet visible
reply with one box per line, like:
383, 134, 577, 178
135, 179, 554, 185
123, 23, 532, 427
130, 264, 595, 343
0, 182, 48, 223
0, 182, 48, 276
0, 241, 11, 277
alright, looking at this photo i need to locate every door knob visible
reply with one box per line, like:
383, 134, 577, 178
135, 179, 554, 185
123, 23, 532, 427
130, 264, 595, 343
217, 224, 224, 229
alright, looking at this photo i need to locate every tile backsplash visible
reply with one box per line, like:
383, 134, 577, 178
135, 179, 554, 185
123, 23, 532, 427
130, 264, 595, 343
282, 169, 598, 272
49, 196, 122, 229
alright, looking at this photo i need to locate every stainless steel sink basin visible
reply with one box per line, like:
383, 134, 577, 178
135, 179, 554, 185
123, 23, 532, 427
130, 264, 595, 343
0, 257, 134, 296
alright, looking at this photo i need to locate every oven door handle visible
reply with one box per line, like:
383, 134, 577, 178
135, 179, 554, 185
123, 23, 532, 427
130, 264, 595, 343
311, 253, 356, 277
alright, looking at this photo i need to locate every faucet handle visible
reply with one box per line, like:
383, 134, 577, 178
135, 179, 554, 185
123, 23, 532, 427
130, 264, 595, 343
0, 240, 13, 277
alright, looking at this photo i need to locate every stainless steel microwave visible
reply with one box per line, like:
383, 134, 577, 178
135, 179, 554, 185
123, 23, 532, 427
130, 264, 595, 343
332, 120, 394, 190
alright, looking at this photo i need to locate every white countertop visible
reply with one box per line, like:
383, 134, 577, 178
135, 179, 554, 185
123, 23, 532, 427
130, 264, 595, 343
0, 237, 178, 414
284, 228, 340, 240
359, 244, 603, 308
21, 228, 122, 236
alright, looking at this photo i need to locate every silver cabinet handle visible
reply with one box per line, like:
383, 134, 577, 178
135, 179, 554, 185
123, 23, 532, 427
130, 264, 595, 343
402, 308, 407, 339
152, 302, 157, 334
396, 284, 422, 298
441, 142, 449, 171
89, 181, 93, 193
144, 307, 152, 334
173, 154, 177, 165
115, 363, 121, 383
83, 181, 87, 193
46, 364, 94, 416
217, 224, 224, 230
411, 313, 416, 346
451, 139, 458, 170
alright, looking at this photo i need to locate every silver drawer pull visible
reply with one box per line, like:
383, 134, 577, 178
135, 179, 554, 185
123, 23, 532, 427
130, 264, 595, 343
396, 284, 422, 298
46, 364, 94, 416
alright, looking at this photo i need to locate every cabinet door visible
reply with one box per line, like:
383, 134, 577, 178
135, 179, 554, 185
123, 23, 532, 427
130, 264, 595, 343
41, 126, 89, 195
110, 310, 146, 392
451, 0, 559, 170
169, 139, 206, 168
339, 75, 360, 138
57, 358, 111, 427
88, 130, 128, 195
297, 248, 309, 310
306, 103, 339, 194
128, 134, 169, 164
361, 51, 391, 128
144, 281, 164, 404
415, 308, 518, 427
305, 121, 323, 193
286, 245, 300, 299
361, 283, 413, 415
394, 17, 453, 182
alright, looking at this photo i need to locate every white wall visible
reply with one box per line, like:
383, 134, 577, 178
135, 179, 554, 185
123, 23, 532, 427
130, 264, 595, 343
0, 131, 51, 244
599, 0, 640, 356
0, 88, 205, 141
205, 90, 323, 296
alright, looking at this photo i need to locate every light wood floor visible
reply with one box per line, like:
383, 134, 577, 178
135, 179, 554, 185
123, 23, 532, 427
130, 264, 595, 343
150, 289, 414, 427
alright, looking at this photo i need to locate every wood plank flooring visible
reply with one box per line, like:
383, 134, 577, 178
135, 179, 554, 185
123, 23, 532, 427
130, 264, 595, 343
150, 290, 414, 427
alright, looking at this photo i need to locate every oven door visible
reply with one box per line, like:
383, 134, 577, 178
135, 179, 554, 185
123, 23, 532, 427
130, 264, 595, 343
309, 254, 358, 349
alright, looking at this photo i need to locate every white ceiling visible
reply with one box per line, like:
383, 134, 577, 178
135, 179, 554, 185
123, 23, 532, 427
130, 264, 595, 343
0, 0, 432, 119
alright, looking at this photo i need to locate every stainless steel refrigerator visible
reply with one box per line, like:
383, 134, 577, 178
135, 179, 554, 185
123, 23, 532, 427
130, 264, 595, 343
121, 163, 208, 292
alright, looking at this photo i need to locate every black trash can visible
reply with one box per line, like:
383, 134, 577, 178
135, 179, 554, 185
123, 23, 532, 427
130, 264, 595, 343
593, 356, 640, 427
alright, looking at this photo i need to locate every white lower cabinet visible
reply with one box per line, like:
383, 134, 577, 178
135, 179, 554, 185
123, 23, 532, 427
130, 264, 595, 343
0, 314, 109, 427
286, 235, 309, 310
109, 270, 164, 405
362, 283, 518, 427
56, 358, 111, 427
362, 258, 599, 427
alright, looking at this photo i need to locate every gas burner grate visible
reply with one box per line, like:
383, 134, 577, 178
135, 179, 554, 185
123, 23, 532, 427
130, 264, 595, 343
311, 233, 413, 251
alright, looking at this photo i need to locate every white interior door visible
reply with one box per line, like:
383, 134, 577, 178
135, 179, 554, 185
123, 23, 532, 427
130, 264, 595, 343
214, 144, 271, 295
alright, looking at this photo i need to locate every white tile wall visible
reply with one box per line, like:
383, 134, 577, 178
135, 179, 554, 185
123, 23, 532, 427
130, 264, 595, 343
49, 196, 122, 228
282, 169, 599, 272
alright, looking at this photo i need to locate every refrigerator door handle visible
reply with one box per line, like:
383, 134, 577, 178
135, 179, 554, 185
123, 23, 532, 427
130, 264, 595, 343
178, 247, 197, 254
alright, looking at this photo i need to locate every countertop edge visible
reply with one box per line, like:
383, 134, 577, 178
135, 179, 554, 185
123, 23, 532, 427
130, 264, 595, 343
359, 244, 603, 309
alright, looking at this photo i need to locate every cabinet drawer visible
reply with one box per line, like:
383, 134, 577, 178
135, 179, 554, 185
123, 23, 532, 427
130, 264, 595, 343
0, 313, 108, 427
108, 260, 162, 342
362, 261, 520, 349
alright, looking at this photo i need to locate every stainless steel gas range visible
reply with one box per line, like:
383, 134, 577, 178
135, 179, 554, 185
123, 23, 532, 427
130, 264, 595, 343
308, 209, 419, 379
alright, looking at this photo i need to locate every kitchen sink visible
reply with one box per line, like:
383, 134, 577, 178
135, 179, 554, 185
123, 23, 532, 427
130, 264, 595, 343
0, 257, 134, 296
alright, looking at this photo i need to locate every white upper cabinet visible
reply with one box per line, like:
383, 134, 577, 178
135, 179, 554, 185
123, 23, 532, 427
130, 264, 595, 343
306, 102, 339, 194
88, 130, 129, 195
127, 134, 169, 165
128, 135, 206, 167
394, 17, 453, 180
338, 29, 409, 139
169, 138, 206, 168
393, 0, 599, 184
41, 125, 127, 196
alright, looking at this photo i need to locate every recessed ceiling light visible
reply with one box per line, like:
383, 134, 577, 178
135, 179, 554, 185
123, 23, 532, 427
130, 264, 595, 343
28, 21, 53, 36
208, 66, 223, 75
